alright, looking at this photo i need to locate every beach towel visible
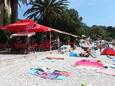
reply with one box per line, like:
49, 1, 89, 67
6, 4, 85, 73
97, 68, 115, 76
42, 59, 56, 62
39, 72, 59, 79
53, 70, 71, 77
28, 67, 70, 80
75, 59, 104, 68
27, 68, 44, 75
46, 57, 64, 60
56, 76, 66, 80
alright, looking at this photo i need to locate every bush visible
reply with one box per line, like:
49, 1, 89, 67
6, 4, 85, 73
3, 9, 11, 25
0, 30, 9, 43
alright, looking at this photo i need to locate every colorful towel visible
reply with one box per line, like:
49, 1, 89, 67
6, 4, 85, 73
75, 59, 104, 68
46, 57, 64, 60
28, 67, 70, 80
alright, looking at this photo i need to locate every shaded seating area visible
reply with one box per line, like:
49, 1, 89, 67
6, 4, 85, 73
0, 19, 78, 54
10, 32, 36, 54
0, 44, 8, 49
0, 19, 52, 54
37, 41, 50, 51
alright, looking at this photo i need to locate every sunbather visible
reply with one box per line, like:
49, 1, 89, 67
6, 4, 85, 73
79, 47, 92, 57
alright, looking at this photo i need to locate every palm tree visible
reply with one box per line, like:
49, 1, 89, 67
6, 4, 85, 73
10, 0, 18, 23
24, 0, 68, 27
0, 0, 28, 24
0, 0, 11, 25
10, 0, 29, 23
0, 0, 4, 25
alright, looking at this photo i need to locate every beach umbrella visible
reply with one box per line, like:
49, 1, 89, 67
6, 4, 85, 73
4, 19, 51, 33
102, 48, 115, 56
0, 26, 5, 30
27, 23, 51, 32
105, 48, 115, 56
4, 19, 35, 32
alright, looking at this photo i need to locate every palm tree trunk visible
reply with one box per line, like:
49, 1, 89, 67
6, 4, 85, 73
10, 0, 18, 23
0, 0, 4, 25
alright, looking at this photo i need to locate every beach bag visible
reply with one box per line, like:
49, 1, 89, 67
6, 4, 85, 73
69, 51, 78, 57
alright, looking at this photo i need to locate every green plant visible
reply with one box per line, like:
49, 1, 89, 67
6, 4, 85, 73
3, 9, 11, 25
0, 30, 10, 43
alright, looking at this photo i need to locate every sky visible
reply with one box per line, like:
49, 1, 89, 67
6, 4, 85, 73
18, 0, 115, 26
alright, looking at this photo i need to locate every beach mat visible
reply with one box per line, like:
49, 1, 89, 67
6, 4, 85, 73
28, 67, 70, 80
75, 59, 104, 68
46, 56, 64, 60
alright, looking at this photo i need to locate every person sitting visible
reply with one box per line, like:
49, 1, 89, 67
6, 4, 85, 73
60, 44, 71, 54
79, 47, 92, 57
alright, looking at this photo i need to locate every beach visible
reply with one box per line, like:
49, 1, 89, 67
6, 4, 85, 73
0, 50, 115, 86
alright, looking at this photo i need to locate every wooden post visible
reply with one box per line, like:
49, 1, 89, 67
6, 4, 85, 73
49, 31, 52, 53
57, 36, 60, 52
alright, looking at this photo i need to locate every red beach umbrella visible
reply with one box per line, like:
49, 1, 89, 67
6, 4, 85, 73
4, 19, 51, 33
28, 23, 51, 32
102, 48, 115, 56
0, 26, 5, 30
4, 19, 35, 32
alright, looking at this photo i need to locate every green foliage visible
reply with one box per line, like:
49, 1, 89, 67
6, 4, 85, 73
106, 26, 115, 39
51, 8, 84, 36
0, 30, 10, 43
31, 33, 44, 43
3, 9, 11, 25
60, 34, 70, 44
24, 0, 68, 26
89, 26, 106, 39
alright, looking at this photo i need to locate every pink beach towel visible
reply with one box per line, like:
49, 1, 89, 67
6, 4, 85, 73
97, 68, 115, 76
75, 59, 104, 68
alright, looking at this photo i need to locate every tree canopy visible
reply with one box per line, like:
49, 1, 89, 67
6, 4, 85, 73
24, 0, 68, 26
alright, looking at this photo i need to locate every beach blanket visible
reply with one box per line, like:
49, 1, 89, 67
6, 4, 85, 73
75, 59, 104, 68
28, 67, 70, 80
97, 68, 115, 76
42, 59, 56, 62
46, 57, 64, 60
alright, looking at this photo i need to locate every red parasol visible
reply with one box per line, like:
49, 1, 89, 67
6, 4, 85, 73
102, 48, 115, 56
4, 19, 35, 32
4, 19, 51, 33
0, 26, 5, 30
28, 23, 51, 32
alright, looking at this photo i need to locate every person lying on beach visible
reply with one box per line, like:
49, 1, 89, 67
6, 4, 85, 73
79, 48, 92, 57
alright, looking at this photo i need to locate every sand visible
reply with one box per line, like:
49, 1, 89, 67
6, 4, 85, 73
0, 50, 115, 86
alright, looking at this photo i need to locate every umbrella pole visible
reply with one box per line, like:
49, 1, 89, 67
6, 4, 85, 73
57, 36, 60, 52
49, 31, 52, 53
